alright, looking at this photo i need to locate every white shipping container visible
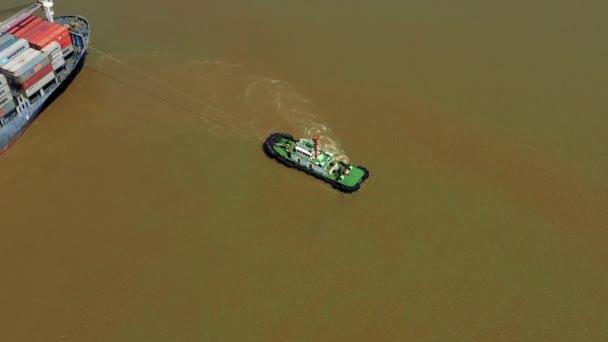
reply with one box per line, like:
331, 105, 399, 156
48, 51, 62, 63
6, 49, 46, 76
0, 100, 16, 123
0, 83, 11, 99
0, 48, 35, 75
41, 41, 61, 56
0, 95, 15, 114
62, 44, 74, 57
0, 91, 13, 107
51, 57, 65, 71
24, 72, 55, 98
45, 50, 63, 63
0, 38, 29, 67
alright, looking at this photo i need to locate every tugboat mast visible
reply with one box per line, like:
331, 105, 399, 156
312, 135, 320, 158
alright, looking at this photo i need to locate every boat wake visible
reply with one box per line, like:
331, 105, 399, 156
89, 50, 350, 162
239, 76, 350, 162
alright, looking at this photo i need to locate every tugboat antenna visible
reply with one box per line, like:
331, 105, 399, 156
312, 134, 320, 158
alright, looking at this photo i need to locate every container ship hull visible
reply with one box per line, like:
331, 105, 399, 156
0, 5, 90, 155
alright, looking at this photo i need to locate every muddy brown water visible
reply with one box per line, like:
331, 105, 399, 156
1, 1, 607, 341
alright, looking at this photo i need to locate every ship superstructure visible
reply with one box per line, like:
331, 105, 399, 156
0, 0, 90, 154
289, 136, 350, 179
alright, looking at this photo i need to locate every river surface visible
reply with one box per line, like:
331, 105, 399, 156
1, 1, 607, 341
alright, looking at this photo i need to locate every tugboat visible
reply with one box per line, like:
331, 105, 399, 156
0, 0, 90, 154
264, 132, 369, 193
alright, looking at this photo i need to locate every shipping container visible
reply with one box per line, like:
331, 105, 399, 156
22, 63, 53, 90
26, 21, 51, 39
38, 25, 70, 47
0, 83, 12, 99
6, 15, 29, 34
51, 57, 65, 71
15, 19, 53, 41
12, 17, 44, 37
7, 15, 36, 34
0, 77, 12, 90
0, 35, 18, 52
62, 44, 74, 57
14, 18, 44, 38
42, 48, 63, 63
24, 21, 54, 42
49, 52, 63, 64
49, 46, 62, 56
0, 83, 11, 98
0, 107, 18, 127
0, 92, 13, 107
0, 33, 16, 47
51, 50, 63, 61
33, 26, 72, 50
0, 39, 29, 67
0, 95, 15, 114
7, 16, 31, 34
24, 71, 55, 98
20, 20, 53, 43
59, 30, 73, 50
0, 78, 8, 97
15, 58, 52, 84
1, 48, 35, 74
0, 35, 9, 47
0, 50, 34, 86
0, 108, 18, 126
4, 49, 50, 81
9, 18, 42, 38
41, 41, 61, 56
8, 60, 51, 85
44, 51, 63, 64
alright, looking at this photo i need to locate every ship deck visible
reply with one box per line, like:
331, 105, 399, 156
0, 13, 90, 151
11, 15, 89, 111
273, 136, 367, 187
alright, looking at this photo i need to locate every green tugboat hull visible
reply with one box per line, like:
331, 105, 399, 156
263, 132, 369, 193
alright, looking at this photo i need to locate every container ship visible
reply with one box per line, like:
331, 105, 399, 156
0, 0, 89, 154
264, 133, 369, 193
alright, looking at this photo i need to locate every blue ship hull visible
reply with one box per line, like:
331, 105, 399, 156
0, 15, 90, 154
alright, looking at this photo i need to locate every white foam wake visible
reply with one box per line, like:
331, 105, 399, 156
90, 50, 350, 162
